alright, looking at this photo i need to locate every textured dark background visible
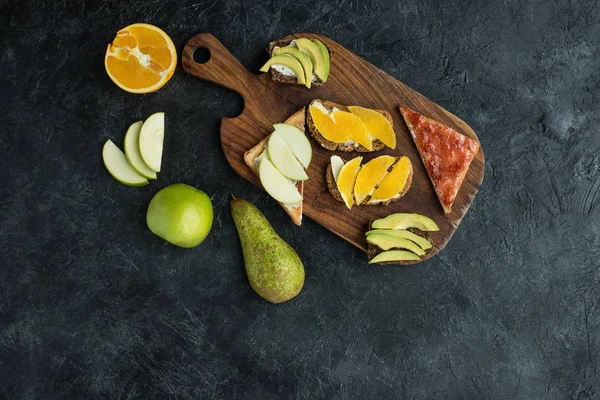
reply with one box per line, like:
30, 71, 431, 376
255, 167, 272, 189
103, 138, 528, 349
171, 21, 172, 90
1, 0, 599, 398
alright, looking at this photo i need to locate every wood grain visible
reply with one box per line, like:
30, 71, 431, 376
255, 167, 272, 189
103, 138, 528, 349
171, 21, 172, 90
182, 33, 485, 262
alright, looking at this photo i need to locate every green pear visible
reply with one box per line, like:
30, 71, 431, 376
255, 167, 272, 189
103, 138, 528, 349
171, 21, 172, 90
146, 183, 213, 248
230, 197, 304, 303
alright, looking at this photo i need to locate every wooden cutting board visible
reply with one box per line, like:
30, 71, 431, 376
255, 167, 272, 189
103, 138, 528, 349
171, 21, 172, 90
182, 33, 485, 262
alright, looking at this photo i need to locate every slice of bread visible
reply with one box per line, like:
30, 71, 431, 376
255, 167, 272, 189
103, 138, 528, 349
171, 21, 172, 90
307, 100, 388, 152
325, 157, 413, 206
366, 226, 432, 265
266, 39, 332, 86
243, 107, 307, 226
399, 105, 479, 214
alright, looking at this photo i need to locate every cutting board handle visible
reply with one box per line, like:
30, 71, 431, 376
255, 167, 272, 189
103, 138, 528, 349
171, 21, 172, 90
182, 33, 256, 97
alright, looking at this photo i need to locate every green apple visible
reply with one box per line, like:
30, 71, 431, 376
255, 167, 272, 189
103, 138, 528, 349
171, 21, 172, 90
102, 139, 149, 186
146, 183, 213, 248
259, 54, 306, 85
124, 121, 157, 180
267, 131, 308, 181
259, 157, 303, 204
273, 123, 312, 169
139, 112, 165, 173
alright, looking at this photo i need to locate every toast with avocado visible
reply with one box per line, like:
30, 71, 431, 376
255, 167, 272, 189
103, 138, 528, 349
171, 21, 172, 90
366, 226, 432, 265
264, 38, 332, 87
243, 108, 307, 226
366, 213, 438, 265
307, 100, 391, 152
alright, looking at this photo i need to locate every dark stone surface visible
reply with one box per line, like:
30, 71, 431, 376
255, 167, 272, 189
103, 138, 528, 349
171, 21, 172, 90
1, 0, 599, 398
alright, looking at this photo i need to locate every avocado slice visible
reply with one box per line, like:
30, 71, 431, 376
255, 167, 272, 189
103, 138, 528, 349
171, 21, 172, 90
260, 54, 306, 85
366, 229, 432, 251
311, 39, 330, 82
369, 250, 421, 264
295, 38, 329, 83
366, 232, 425, 255
371, 213, 440, 231
273, 46, 314, 88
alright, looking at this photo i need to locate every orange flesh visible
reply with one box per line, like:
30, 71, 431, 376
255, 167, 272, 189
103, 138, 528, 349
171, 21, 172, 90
105, 23, 176, 93
370, 156, 412, 201
353, 155, 396, 205
336, 157, 363, 209
348, 106, 396, 149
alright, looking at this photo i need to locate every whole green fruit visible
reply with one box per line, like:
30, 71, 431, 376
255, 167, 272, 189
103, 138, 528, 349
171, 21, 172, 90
146, 183, 213, 248
231, 196, 304, 303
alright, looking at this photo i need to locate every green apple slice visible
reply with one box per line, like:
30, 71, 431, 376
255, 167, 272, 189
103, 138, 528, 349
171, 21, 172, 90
259, 157, 303, 204
267, 131, 308, 181
273, 123, 312, 169
124, 121, 157, 180
330, 155, 344, 184
139, 112, 165, 173
102, 140, 149, 186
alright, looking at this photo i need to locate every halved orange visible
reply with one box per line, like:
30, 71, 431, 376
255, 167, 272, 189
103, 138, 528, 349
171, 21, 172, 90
105, 23, 177, 94
309, 105, 348, 142
370, 156, 412, 202
353, 155, 395, 205
331, 111, 372, 150
348, 106, 396, 149
336, 157, 363, 209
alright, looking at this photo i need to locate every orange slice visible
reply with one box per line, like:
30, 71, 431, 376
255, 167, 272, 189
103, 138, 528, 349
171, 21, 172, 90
310, 105, 348, 142
348, 106, 396, 149
105, 23, 177, 94
370, 156, 412, 202
336, 157, 363, 209
331, 111, 372, 150
353, 155, 395, 205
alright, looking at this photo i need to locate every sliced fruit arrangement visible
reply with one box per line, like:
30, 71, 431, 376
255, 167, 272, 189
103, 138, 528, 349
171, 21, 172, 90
243, 108, 313, 225
257, 123, 312, 203
261, 37, 331, 88
105, 23, 177, 94
102, 112, 165, 186
307, 100, 396, 152
103, 140, 149, 187
366, 213, 439, 264
326, 155, 413, 208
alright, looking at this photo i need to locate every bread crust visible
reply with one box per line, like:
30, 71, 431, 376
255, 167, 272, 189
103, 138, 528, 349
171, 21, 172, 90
266, 39, 332, 86
399, 105, 479, 214
366, 226, 432, 265
307, 99, 388, 152
325, 156, 413, 206
243, 108, 307, 226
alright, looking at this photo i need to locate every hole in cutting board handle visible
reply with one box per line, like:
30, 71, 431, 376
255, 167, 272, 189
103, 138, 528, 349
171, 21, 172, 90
192, 47, 211, 64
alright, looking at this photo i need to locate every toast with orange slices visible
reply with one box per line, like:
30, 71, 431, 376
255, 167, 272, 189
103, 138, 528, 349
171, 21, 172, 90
244, 108, 307, 226
307, 100, 396, 152
326, 155, 413, 208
